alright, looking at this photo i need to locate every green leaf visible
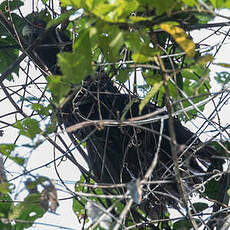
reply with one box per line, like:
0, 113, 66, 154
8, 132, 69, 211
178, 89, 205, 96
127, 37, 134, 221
47, 75, 70, 103
143, 71, 166, 106
225, 0, 230, 8
73, 176, 88, 217
9, 156, 25, 166
0, 144, 24, 166
9, 193, 46, 229
0, 0, 23, 12
191, 202, 209, 213
106, 0, 139, 22
214, 72, 230, 86
137, 0, 178, 15
110, 31, 124, 50
196, 54, 213, 65
46, 9, 76, 28
72, 196, 87, 219
90, 23, 125, 62
121, 98, 138, 121
32, 103, 51, 116
58, 30, 92, 84
14, 118, 41, 140
180, 0, 197, 6
62, 0, 139, 22
139, 80, 163, 113
0, 144, 16, 156
173, 218, 198, 229
129, 15, 152, 23
214, 62, 230, 68
126, 32, 160, 63
180, 65, 210, 119
160, 22, 195, 57
92, 0, 139, 22
210, 0, 225, 8
227, 188, 230, 197
0, 182, 11, 194
116, 69, 130, 83
0, 39, 19, 80
193, 12, 215, 24
132, 53, 147, 63
73, 175, 107, 219
204, 179, 222, 200
0, 194, 12, 217
105, 28, 124, 61
43, 117, 57, 136
132, 53, 153, 63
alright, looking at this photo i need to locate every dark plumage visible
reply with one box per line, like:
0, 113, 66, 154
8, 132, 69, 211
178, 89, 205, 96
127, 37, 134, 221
22, 15, 223, 219
60, 75, 221, 183
60, 74, 223, 219
22, 16, 71, 74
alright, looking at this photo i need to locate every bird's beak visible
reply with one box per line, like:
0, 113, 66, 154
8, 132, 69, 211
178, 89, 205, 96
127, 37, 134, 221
22, 25, 33, 37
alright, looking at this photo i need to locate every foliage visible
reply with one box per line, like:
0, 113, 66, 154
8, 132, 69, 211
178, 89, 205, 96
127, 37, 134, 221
0, 0, 229, 229
0, 0, 24, 80
0, 176, 53, 229
54, 0, 216, 118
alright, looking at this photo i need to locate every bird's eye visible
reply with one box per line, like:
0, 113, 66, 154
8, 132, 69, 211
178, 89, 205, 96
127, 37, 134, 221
37, 23, 43, 28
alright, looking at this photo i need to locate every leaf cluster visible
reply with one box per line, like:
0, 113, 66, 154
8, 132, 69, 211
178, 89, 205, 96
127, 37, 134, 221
0, 0, 230, 229
0, 175, 56, 229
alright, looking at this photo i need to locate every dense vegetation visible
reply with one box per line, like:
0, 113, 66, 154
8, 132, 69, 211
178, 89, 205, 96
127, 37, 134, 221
0, 0, 230, 229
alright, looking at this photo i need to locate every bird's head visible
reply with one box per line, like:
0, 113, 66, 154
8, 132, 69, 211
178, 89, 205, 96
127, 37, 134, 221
21, 11, 72, 74
21, 10, 51, 43
22, 19, 46, 42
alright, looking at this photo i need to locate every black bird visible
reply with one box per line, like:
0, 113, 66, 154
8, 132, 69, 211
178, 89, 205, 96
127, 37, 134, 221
60, 73, 223, 219
22, 13, 71, 74
22, 14, 224, 219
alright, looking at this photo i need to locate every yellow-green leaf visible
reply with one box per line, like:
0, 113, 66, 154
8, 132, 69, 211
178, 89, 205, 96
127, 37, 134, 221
121, 98, 138, 121
181, 0, 197, 6
14, 118, 41, 140
139, 81, 163, 113
59, 30, 92, 84
214, 62, 230, 68
132, 53, 153, 63
0, 182, 11, 194
46, 9, 75, 28
227, 188, 230, 197
210, 0, 224, 8
61, 0, 82, 8
129, 16, 151, 23
160, 23, 195, 57
197, 54, 213, 65
47, 75, 70, 103
147, 0, 178, 15
109, 32, 124, 49
0, 144, 16, 156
